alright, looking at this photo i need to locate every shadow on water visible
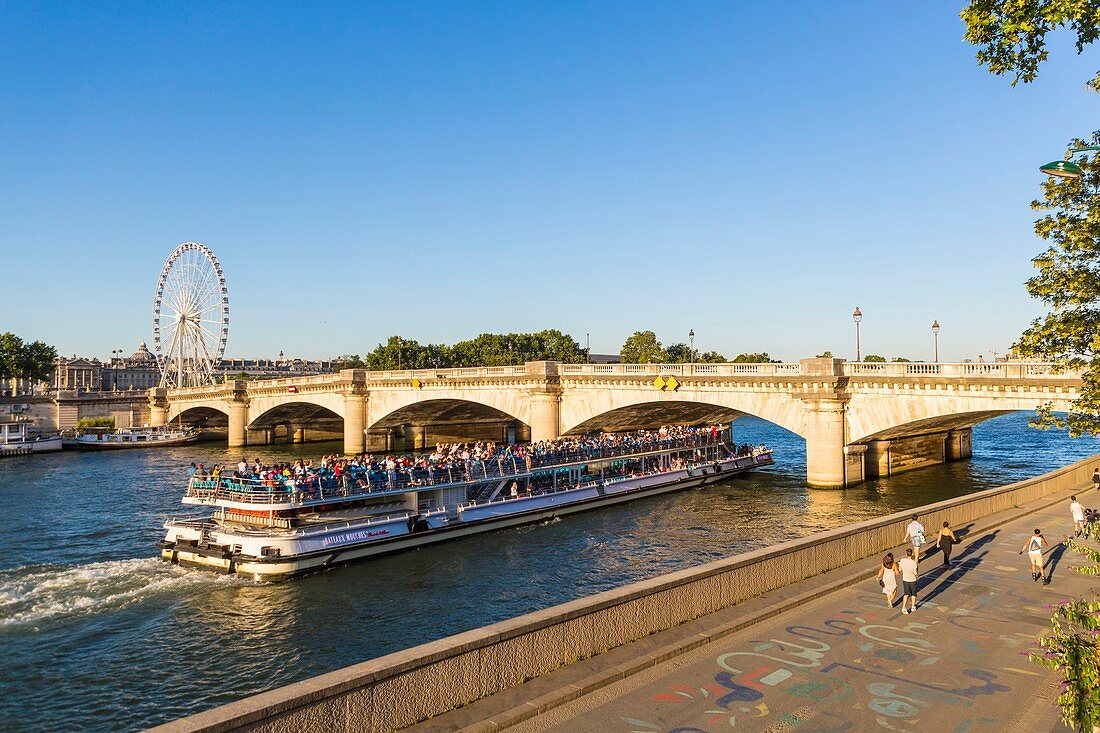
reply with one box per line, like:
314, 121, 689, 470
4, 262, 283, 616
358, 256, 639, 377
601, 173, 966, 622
0, 413, 1097, 731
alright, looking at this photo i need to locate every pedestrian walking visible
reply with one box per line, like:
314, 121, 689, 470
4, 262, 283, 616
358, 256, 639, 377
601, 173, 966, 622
937, 521, 958, 567
876, 552, 899, 608
1020, 528, 1050, 584
1092, 468, 1100, 491
898, 548, 919, 613
903, 515, 926, 563
1070, 495, 1086, 537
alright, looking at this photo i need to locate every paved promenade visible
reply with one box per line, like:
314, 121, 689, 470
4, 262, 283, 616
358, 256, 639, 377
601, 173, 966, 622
412, 486, 1098, 733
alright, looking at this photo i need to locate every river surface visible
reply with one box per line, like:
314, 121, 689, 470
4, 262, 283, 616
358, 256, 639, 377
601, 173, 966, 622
0, 413, 1096, 732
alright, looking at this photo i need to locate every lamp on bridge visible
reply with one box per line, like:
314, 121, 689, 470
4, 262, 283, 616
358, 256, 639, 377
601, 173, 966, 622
688, 329, 695, 363
111, 348, 123, 390
852, 307, 862, 362
1039, 146, 1100, 180
932, 320, 940, 363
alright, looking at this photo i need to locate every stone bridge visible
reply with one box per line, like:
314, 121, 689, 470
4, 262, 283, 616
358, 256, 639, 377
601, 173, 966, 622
149, 357, 1082, 487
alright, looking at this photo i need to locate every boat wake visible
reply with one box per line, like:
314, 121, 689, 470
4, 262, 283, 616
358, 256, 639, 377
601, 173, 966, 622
0, 557, 242, 630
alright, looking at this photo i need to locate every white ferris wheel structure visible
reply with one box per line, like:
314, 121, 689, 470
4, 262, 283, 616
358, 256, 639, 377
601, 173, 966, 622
152, 242, 230, 388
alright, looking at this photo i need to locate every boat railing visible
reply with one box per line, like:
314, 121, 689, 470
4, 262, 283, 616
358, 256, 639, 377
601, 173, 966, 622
184, 435, 737, 506
459, 445, 770, 509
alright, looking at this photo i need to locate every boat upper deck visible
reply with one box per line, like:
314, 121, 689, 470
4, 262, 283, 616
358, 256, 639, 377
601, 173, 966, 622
183, 434, 760, 512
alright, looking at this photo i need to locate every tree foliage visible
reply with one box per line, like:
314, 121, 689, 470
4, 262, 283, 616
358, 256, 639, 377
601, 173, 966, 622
620, 331, 667, 364
618, 332, 728, 363
961, 0, 1100, 88
1029, 599, 1100, 732
361, 330, 587, 370
1016, 135, 1100, 435
864, 354, 887, 362
0, 332, 57, 382
732, 352, 775, 363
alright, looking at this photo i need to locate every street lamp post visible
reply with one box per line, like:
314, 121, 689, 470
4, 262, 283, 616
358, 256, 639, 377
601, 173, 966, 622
1039, 146, 1100, 180
396, 337, 403, 370
852, 307, 862, 362
111, 349, 122, 390
932, 321, 940, 363
688, 329, 695, 363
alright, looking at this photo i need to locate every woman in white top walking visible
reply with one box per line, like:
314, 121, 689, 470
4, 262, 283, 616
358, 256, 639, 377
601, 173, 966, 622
876, 553, 899, 609
1020, 528, 1049, 584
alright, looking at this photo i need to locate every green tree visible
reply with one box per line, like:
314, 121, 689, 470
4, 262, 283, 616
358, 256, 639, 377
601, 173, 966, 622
1016, 136, 1100, 436
732, 352, 773, 363
21, 341, 58, 382
664, 342, 692, 363
697, 350, 728, 363
363, 330, 587, 369
0, 333, 25, 378
620, 331, 667, 363
891, 357, 912, 363
1029, 599, 1100, 732
961, 0, 1100, 88
816, 350, 834, 359
0, 333, 57, 382
863, 354, 887, 363
333, 354, 366, 370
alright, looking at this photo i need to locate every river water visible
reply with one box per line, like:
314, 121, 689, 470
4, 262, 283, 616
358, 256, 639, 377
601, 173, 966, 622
0, 413, 1096, 732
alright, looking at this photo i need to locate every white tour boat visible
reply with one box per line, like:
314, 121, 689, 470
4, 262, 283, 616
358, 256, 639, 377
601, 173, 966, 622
159, 434, 774, 581
0, 420, 63, 457
71, 425, 200, 450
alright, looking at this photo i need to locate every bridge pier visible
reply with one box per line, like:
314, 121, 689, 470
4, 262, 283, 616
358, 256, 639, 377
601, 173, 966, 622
342, 389, 367, 455
527, 361, 562, 443
148, 388, 168, 427
945, 428, 973, 461
227, 400, 249, 448
803, 400, 847, 488
865, 440, 892, 478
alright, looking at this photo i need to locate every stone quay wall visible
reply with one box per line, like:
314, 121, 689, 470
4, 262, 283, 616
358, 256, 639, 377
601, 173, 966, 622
148, 454, 1100, 733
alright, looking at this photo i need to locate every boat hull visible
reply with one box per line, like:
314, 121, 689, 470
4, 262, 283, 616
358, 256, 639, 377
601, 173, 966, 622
161, 454, 772, 581
0, 436, 64, 457
70, 434, 199, 450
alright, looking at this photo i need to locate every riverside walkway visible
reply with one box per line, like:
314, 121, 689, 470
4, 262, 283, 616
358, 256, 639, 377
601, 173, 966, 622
411, 488, 1095, 733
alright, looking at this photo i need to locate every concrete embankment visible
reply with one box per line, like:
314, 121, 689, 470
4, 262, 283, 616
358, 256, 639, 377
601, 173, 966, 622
147, 454, 1100, 733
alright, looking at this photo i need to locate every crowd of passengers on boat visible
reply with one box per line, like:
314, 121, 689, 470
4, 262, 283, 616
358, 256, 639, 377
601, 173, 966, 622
185, 425, 761, 500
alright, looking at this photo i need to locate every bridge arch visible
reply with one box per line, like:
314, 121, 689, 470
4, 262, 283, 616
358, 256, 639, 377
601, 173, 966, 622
367, 397, 529, 448
169, 403, 228, 426
558, 388, 808, 438
854, 409, 1017, 443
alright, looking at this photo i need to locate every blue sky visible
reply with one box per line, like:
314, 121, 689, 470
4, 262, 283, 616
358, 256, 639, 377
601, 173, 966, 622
2, 2, 1096, 362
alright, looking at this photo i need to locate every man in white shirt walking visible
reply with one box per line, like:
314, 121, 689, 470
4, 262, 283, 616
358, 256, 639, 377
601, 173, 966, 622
898, 548, 919, 614
903, 515, 926, 564
1070, 496, 1086, 538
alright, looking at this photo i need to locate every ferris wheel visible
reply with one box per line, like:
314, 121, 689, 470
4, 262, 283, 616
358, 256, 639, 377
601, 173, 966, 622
152, 242, 230, 388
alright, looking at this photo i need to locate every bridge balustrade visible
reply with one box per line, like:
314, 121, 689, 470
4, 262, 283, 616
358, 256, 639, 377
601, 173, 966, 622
557, 363, 804, 377
842, 362, 1071, 379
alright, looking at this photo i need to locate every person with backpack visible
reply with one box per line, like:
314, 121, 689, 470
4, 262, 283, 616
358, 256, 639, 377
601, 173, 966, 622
903, 515, 926, 563
1020, 528, 1050, 584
